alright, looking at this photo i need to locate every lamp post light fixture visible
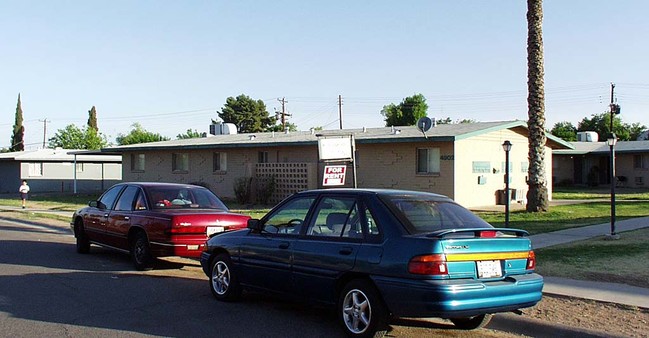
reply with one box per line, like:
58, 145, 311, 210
502, 140, 512, 228
606, 134, 620, 240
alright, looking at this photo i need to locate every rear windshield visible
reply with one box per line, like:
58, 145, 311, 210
147, 186, 229, 210
384, 196, 492, 234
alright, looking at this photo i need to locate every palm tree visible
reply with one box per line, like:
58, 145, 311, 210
526, 0, 548, 212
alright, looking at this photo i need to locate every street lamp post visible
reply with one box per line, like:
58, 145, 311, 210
502, 140, 512, 228
606, 134, 619, 239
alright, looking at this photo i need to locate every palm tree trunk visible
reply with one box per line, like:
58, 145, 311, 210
526, 0, 549, 212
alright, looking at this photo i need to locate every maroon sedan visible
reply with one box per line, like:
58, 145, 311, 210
70, 182, 250, 270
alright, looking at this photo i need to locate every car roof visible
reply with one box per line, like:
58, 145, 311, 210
294, 188, 452, 201
114, 182, 206, 189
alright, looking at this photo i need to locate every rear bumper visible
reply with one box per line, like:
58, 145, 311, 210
150, 236, 208, 258
373, 273, 544, 318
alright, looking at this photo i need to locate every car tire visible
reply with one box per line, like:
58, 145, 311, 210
450, 314, 493, 330
210, 253, 241, 302
75, 219, 90, 254
130, 231, 154, 271
338, 280, 389, 338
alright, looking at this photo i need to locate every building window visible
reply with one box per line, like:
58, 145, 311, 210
521, 161, 529, 173
172, 153, 189, 172
472, 161, 491, 173
634, 154, 649, 169
28, 162, 43, 176
76, 163, 84, 173
416, 148, 440, 174
501, 161, 514, 173
131, 153, 145, 172
213, 152, 227, 172
258, 151, 269, 163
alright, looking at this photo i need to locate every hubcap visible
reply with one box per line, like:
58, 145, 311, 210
212, 261, 230, 295
342, 288, 371, 334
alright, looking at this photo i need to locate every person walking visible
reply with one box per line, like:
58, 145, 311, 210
19, 180, 30, 209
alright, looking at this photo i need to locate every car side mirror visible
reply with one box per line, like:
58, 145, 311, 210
247, 219, 262, 231
89, 201, 98, 208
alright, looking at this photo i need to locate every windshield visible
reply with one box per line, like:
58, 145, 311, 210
385, 196, 492, 234
147, 186, 229, 210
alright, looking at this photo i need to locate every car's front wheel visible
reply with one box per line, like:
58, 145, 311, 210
130, 231, 154, 271
450, 314, 493, 330
74, 219, 90, 254
338, 280, 389, 338
210, 253, 241, 302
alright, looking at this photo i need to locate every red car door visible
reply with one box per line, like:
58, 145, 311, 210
104, 185, 140, 250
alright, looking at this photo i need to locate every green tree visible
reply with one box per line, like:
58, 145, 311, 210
578, 112, 646, 141
116, 123, 170, 145
48, 124, 108, 150
11, 93, 25, 152
436, 117, 477, 124
217, 94, 276, 133
526, 0, 549, 212
381, 93, 428, 126
267, 122, 298, 132
177, 129, 206, 139
87, 106, 98, 131
550, 121, 577, 141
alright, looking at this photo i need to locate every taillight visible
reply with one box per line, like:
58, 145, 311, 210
408, 254, 448, 275
479, 230, 497, 238
526, 250, 536, 270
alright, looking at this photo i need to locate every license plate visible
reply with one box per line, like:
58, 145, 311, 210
477, 260, 502, 278
207, 226, 224, 236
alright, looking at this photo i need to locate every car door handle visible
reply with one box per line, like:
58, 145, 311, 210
103, 213, 109, 218
278, 242, 290, 249
124, 216, 130, 221
339, 247, 353, 255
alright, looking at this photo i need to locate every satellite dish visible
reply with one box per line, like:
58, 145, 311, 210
417, 117, 433, 133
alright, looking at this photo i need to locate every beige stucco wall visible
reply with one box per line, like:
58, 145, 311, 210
454, 130, 553, 208
355, 141, 455, 199
119, 132, 556, 207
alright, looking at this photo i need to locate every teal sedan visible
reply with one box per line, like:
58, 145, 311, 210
200, 189, 543, 337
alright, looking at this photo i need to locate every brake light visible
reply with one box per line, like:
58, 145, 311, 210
526, 250, 536, 270
479, 230, 497, 238
408, 254, 448, 275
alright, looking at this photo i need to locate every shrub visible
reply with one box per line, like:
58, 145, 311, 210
256, 175, 276, 205
233, 177, 252, 204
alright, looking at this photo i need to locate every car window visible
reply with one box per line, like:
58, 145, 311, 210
263, 196, 316, 235
387, 197, 492, 234
306, 197, 364, 239
134, 190, 147, 210
147, 187, 229, 210
97, 185, 124, 210
115, 186, 139, 211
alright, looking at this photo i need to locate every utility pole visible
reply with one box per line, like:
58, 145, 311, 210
277, 97, 291, 130
39, 118, 50, 148
338, 95, 343, 129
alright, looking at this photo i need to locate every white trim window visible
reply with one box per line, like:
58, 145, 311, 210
634, 154, 649, 170
28, 162, 43, 176
416, 148, 440, 175
213, 152, 227, 172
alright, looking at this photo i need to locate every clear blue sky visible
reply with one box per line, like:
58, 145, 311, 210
2, 1, 648, 149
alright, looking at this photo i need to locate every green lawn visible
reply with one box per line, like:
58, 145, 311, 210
478, 201, 649, 234
535, 227, 649, 288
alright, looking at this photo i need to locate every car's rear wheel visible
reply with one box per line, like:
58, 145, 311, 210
210, 253, 241, 302
338, 280, 389, 338
130, 231, 154, 271
450, 314, 493, 330
75, 219, 90, 254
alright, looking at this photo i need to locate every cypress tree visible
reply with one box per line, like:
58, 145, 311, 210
87, 106, 98, 131
10, 93, 25, 152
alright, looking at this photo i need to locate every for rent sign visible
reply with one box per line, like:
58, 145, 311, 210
323, 165, 346, 186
